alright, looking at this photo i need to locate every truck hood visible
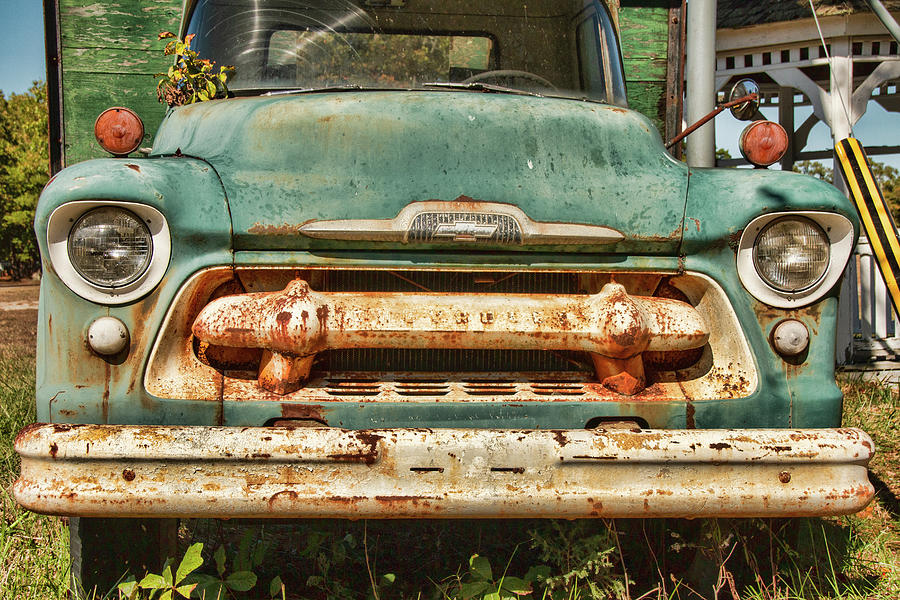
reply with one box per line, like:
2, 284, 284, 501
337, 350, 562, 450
151, 91, 688, 253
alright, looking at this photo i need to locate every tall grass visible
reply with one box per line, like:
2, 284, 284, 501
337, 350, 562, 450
0, 352, 70, 599
1, 335, 899, 599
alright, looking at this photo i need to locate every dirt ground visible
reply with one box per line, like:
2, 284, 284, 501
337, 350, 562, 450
0, 282, 39, 358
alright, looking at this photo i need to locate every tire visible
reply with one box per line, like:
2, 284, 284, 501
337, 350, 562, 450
69, 517, 178, 598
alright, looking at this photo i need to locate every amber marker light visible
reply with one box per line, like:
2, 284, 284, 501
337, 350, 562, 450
94, 107, 144, 156
739, 120, 789, 168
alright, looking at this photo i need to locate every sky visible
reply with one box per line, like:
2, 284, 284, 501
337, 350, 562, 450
0, 1, 897, 169
0, 1, 45, 96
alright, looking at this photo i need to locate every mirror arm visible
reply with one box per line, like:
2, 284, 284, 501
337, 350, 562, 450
665, 93, 758, 150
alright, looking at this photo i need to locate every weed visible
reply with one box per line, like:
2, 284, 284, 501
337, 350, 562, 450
155, 32, 234, 106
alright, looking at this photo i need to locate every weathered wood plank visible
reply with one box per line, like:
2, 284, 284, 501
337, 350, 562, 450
619, 1, 674, 134
62, 72, 169, 164
57, 0, 181, 166
59, 0, 181, 50
62, 49, 160, 75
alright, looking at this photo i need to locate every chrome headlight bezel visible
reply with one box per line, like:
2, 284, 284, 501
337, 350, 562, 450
737, 211, 855, 308
48, 201, 171, 304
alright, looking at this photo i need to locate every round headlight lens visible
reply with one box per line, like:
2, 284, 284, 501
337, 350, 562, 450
753, 217, 829, 292
68, 207, 153, 287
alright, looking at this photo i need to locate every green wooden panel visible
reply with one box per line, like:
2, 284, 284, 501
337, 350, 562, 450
58, 0, 182, 166
62, 73, 171, 163
618, 0, 672, 135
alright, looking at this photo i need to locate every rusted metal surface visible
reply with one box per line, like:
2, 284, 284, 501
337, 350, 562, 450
15, 424, 874, 518
93, 107, 145, 156
293, 198, 625, 246
193, 279, 709, 395
144, 268, 757, 405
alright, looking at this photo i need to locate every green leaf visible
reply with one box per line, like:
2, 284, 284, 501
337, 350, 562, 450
269, 575, 284, 598
175, 582, 198, 598
380, 573, 396, 585
139, 573, 166, 589
458, 581, 490, 599
176, 543, 205, 584
251, 540, 268, 568
214, 545, 226, 576
484, 591, 501, 600
523, 566, 550, 584
206, 80, 217, 97
498, 577, 531, 595
470, 555, 492, 581
236, 529, 255, 571
195, 581, 226, 600
118, 578, 139, 597
162, 564, 174, 587
160, 590, 174, 600
225, 571, 257, 592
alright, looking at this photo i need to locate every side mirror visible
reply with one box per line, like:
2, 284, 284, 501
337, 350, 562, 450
729, 79, 760, 121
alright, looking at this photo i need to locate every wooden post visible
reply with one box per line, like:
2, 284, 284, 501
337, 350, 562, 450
778, 86, 795, 172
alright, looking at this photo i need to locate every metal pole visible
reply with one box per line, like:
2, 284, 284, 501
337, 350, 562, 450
685, 0, 717, 167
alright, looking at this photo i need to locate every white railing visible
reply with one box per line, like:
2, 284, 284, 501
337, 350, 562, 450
836, 236, 900, 364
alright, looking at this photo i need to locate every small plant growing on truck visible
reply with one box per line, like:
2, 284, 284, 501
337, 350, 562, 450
155, 32, 233, 106
16, 0, 875, 596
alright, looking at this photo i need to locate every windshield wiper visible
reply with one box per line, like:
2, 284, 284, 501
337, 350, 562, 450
261, 84, 364, 96
422, 82, 544, 98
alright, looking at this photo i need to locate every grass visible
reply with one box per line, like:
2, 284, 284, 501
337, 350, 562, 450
0, 293, 898, 598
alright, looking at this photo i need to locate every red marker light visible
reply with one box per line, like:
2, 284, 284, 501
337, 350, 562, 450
94, 107, 144, 156
739, 120, 789, 168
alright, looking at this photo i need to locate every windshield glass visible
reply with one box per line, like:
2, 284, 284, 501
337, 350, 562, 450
186, 0, 626, 105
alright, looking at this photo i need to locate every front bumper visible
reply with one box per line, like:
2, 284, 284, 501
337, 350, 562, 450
15, 424, 874, 518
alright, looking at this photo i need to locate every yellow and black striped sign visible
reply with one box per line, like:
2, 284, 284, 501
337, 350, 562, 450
836, 137, 900, 315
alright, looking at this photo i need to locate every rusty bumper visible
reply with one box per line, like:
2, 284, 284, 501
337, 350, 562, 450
15, 424, 874, 518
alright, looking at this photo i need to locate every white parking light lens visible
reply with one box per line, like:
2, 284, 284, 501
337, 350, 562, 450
753, 218, 829, 292
68, 207, 153, 287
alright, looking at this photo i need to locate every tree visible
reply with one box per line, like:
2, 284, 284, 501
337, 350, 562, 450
793, 158, 900, 222
0, 81, 47, 279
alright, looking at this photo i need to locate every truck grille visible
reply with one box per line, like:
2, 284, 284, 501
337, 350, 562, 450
144, 266, 758, 404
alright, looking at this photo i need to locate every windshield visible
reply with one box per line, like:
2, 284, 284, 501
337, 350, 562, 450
185, 0, 626, 105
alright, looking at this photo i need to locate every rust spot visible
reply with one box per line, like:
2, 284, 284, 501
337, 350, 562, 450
247, 223, 302, 236
728, 230, 743, 253
778, 471, 791, 483
709, 442, 731, 450
280, 404, 327, 424
267, 490, 299, 510
327, 431, 382, 464
686, 402, 696, 428
122, 468, 136, 481
552, 431, 568, 447
762, 445, 792, 452
49, 442, 58, 458
125, 163, 141, 172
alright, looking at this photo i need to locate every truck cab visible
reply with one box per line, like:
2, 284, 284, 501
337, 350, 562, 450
17, 0, 873, 594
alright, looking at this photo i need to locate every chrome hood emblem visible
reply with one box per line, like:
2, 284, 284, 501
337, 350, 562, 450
298, 197, 624, 245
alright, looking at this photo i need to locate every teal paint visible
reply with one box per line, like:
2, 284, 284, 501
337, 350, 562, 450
34, 92, 857, 432
151, 93, 688, 254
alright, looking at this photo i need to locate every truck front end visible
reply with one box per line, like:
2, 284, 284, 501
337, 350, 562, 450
16, 0, 873, 587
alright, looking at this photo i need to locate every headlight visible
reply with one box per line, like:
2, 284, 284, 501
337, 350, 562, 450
68, 207, 153, 287
47, 201, 170, 304
736, 211, 855, 308
752, 217, 829, 292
